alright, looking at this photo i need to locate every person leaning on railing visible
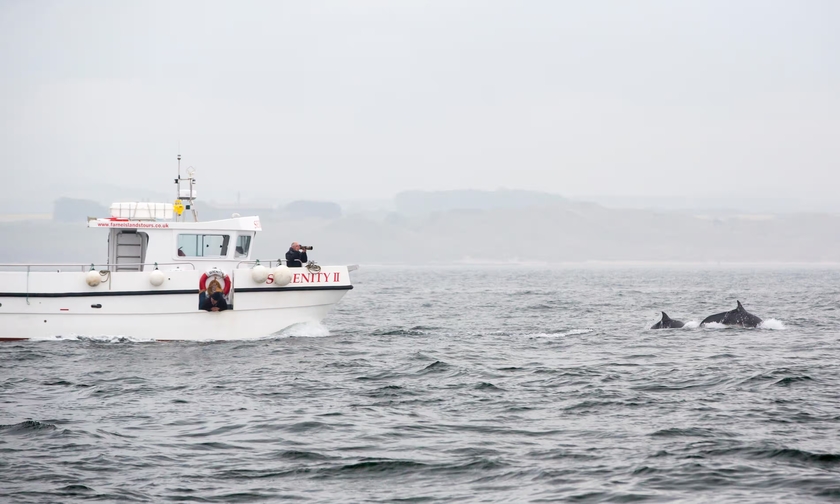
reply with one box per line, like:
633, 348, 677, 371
285, 241, 311, 268
199, 280, 229, 312
201, 291, 228, 312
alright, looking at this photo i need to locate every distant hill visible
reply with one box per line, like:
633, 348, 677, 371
253, 202, 840, 264
53, 198, 108, 222
3, 196, 840, 265
283, 201, 342, 220
196, 204, 278, 221
395, 189, 566, 215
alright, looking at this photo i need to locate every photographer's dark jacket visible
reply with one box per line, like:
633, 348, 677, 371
201, 293, 229, 312
285, 248, 308, 268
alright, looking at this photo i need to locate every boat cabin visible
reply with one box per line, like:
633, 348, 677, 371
89, 203, 261, 271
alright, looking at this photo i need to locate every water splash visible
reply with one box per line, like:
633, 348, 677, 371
34, 334, 157, 343
759, 319, 786, 330
272, 322, 331, 338
698, 320, 784, 330
526, 329, 593, 338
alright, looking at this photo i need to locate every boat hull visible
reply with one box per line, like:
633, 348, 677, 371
0, 267, 353, 341
0, 301, 342, 341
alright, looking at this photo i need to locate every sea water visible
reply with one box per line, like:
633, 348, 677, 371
2, 264, 839, 502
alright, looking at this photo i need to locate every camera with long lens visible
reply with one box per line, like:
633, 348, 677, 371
300, 245, 314, 251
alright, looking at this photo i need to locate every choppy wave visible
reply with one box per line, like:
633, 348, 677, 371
1, 265, 837, 503
524, 328, 594, 338
0, 420, 58, 432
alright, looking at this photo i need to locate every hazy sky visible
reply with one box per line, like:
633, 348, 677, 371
1, 0, 838, 205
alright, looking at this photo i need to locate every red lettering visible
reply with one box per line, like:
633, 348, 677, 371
95, 221, 168, 229
333, 272, 340, 282
300, 273, 310, 283
266, 274, 275, 285
292, 273, 300, 283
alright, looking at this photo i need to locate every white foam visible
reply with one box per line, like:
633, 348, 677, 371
759, 319, 786, 330
270, 322, 331, 338
698, 320, 785, 330
527, 329, 593, 338
35, 334, 157, 343
683, 320, 701, 329
524, 333, 554, 338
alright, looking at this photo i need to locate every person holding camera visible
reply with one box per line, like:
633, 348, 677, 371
285, 241, 312, 268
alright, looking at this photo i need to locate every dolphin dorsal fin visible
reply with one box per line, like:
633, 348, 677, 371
736, 300, 744, 310
661, 312, 670, 320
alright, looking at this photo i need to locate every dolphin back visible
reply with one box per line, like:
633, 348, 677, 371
652, 312, 685, 329
734, 308, 763, 327
702, 302, 763, 328
700, 311, 728, 326
735, 301, 763, 327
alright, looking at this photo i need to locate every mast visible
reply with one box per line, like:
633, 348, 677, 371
174, 153, 198, 222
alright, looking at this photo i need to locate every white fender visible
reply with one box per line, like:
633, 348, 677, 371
251, 264, 269, 284
85, 270, 102, 287
273, 265, 292, 286
149, 270, 166, 286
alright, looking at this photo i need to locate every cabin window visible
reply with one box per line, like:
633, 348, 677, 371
177, 234, 230, 258
235, 235, 252, 258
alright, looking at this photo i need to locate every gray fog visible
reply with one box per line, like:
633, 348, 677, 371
2, 0, 839, 211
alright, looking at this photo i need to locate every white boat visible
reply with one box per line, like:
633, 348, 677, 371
0, 158, 355, 341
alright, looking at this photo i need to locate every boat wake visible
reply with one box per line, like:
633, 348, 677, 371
21, 325, 335, 343
270, 322, 331, 338
43, 334, 158, 343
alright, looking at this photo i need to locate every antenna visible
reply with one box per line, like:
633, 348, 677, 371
175, 152, 183, 221
187, 166, 198, 221
173, 151, 199, 222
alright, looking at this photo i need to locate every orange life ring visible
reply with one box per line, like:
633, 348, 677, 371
199, 268, 231, 296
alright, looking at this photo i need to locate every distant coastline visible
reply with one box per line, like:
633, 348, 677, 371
2, 189, 839, 265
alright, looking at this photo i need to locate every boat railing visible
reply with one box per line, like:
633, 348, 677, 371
235, 261, 356, 271
0, 262, 199, 273
235, 259, 287, 269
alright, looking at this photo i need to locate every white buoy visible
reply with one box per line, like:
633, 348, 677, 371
273, 265, 292, 286
251, 264, 269, 283
149, 270, 166, 286
85, 270, 101, 287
